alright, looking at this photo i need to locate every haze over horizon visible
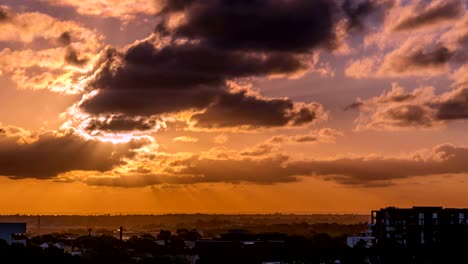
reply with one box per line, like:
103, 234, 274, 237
1, 0, 468, 215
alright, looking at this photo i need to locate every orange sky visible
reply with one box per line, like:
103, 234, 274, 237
1, 0, 468, 214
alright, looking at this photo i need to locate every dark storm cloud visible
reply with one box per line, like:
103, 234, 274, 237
78, 0, 380, 130
190, 90, 323, 129
394, 0, 464, 31
0, 128, 149, 179
82, 42, 308, 117
84, 144, 468, 188
92, 41, 307, 93
157, 0, 339, 52
80, 40, 319, 127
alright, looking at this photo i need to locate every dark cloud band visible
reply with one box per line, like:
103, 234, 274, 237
0, 128, 149, 179
77, 0, 378, 130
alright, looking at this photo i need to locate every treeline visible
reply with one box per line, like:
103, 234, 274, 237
198, 222, 368, 238
2, 231, 465, 264
0, 214, 368, 235
0, 231, 355, 264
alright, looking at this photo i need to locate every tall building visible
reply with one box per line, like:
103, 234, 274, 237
371, 206, 468, 247
0, 223, 27, 245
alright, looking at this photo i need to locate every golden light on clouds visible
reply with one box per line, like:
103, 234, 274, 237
1, 0, 468, 214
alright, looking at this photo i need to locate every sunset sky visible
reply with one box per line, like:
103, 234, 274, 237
1, 0, 468, 214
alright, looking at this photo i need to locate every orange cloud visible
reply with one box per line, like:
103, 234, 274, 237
346, 1, 468, 79
39, 0, 160, 21
214, 134, 228, 144
0, 126, 150, 179
346, 38, 461, 79
0, 8, 102, 93
348, 83, 468, 130
81, 142, 468, 188
172, 136, 199, 143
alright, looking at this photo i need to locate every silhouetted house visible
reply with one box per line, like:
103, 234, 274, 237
371, 206, 468, 247
195, 231, 285, 264
347, 224, 374, 248
0, 223, 27, 245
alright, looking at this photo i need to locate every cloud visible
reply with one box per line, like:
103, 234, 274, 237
346, 38, 466, 79
157, 0, 344, 52
0, 6, 11, 22
64, 48, 90, 67
239, 128, 342, 156
58, 31, 72, 45
365, 0, 467, 48
86, 154, 302, 187
451, 64, 468, 87
172, 136, 199, 143
39, 0, 160, 21
380, 44, 455, 76
393, 0, 464, 31
83, 143, 468, 188
434, 87, 468, 120
240, 144, 277, 157
350, 84, 439, 130
347, 1, 468, 79
0, 9, 101, 45
439, 15, 468, 54
295, 128, 343, 143
349, 83, 468, 130
190, 90, 325, 129
81, 41, 311, 115
344, 101, 364, 111
0, 47, 96, 93
0, 126, 150, 179
72, 0, 384, 132
0, 8, 102, 93
214, 134, 228, 144
341, 0, 390, 31
77, 18, 329, 130
269, 128, 343, 144
82, 115, 161, 132
292, 144, 468, 186
153, 0, 386, 56
344, 57, 377, 79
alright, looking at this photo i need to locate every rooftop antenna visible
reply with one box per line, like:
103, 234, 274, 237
37, 215, 40, 236
119, 226, 123, 241
87, 217, 93, 236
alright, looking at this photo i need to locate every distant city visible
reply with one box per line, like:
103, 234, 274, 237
1, 208, 468, 263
